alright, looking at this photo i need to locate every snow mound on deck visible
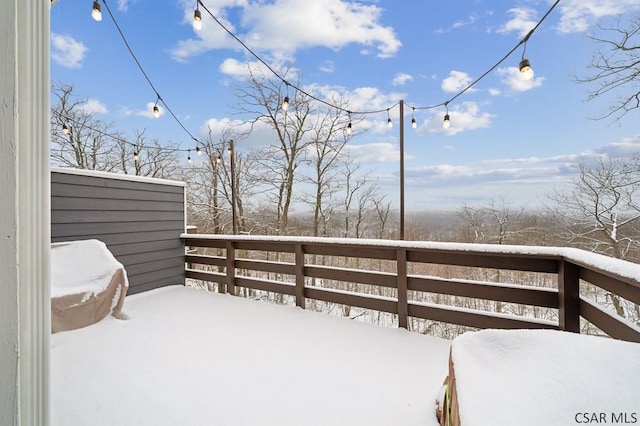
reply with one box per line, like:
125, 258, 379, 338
451, 329, 640, 426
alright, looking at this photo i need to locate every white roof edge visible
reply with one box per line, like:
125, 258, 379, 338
51, 167, 187, 187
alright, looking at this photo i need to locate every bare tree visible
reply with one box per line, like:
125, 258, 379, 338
549, 157, 640, 260
373, 195, 392, 239
51, 83, 179, 176
577, 15, 640, 122
300, 98, 352, 237
458, 199, 525, 245
233, 69, 313, 235
116, 129, 179, 178
343, 161, 371, 238
50, 83, 117, 170
548, 156, 640, 320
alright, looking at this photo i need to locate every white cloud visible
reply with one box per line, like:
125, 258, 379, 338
304, 84, 404, 116
452, 14, 479, 29
202, 117, 248, 135
587, 135, 640, 160
556, 0, 640, 33
78, 99, 108, 115
406, 136, 640, 193
219, 58, 264, 79
497, 66, 544, 92
441, 71, 475, 94
319, 61, 335, 73
123, 102, 165, 119
345, 142, 400, 164
419, 102, 493, 136
218, 57, 299, 83
51, 33, 88, 68
497, 7, 537, 38
117, 0, 137, 12
488, 88, 502, 96
172, 0, 401, 61
392, 73, 413, 86
307, 83, 407, 135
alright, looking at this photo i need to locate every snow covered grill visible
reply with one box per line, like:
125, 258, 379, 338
50, 239, 128, 333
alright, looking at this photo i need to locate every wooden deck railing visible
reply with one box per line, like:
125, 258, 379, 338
181, 234, 640, 343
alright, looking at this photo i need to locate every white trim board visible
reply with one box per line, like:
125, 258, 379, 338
52, 166, 187, 187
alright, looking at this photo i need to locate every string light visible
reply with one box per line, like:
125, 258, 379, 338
216, 155, 222, 165
187, 150, 192, 164
62, 123, 70, 135
52, 110, 196, 157
133, 150, 139, 162
443, 103, 451, 129
91, 0, 102, 21
282, 96, 290, 112
152, 97, 160, 118
196, 0, 558, 134
78, 0, 559, 163
386, 109, 393, 128
98, 0, 203, 157
196, 146, 202, 156
519, 40, 534, 81
193, 1, 202, 31
411, 108, 417, 129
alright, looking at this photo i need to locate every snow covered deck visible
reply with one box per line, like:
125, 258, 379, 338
51, 285, 451, 425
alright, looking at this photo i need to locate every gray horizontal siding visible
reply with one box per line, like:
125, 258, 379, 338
51, 169, 186, 295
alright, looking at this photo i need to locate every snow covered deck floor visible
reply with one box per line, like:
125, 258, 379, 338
51, 286, 451, 425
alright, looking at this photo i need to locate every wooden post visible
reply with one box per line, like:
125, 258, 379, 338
559, 259, 580, 333
397, 248, 408, 329
226, 240, 236, 296
295, 243, 306, 308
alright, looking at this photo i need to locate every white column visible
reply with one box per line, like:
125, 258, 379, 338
0, 0, 50, 424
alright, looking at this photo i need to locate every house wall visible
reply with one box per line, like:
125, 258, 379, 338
0, 2, 20, 423
1, 1, 50, 424
51, 168, 187, 295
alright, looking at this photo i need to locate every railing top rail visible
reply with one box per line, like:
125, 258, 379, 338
181, 233, 640, 287
560, 247, 640, 288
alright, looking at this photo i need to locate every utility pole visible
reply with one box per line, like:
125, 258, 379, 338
229, 139, 238, 235
399, 99, 405, 240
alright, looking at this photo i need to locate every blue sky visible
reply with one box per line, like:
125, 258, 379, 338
50, 0, 640, 210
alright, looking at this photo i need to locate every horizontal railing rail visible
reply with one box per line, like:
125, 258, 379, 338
181, 234, 640, 343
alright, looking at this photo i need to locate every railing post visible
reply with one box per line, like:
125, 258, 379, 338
558, 259, 580, 333
226, 240, 236, 296
397, 248, 408, 329
295, 243, 306, 309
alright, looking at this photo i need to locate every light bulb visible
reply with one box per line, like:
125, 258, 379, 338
282, 96, 289, 111
152, 104, 160, 118
92, 1, 102, 21
216, 156, 222, 165
411, 118, 417, 129
519, 58, 534, 81
387, 118, 393, 128
196, 147, 202, 156
62, 124, 70, 135
193, 8, 202, 30
188, 154, 192, 164
443, 113, 451, 129
133, 152, 139, 162
346, 122, 352, 134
